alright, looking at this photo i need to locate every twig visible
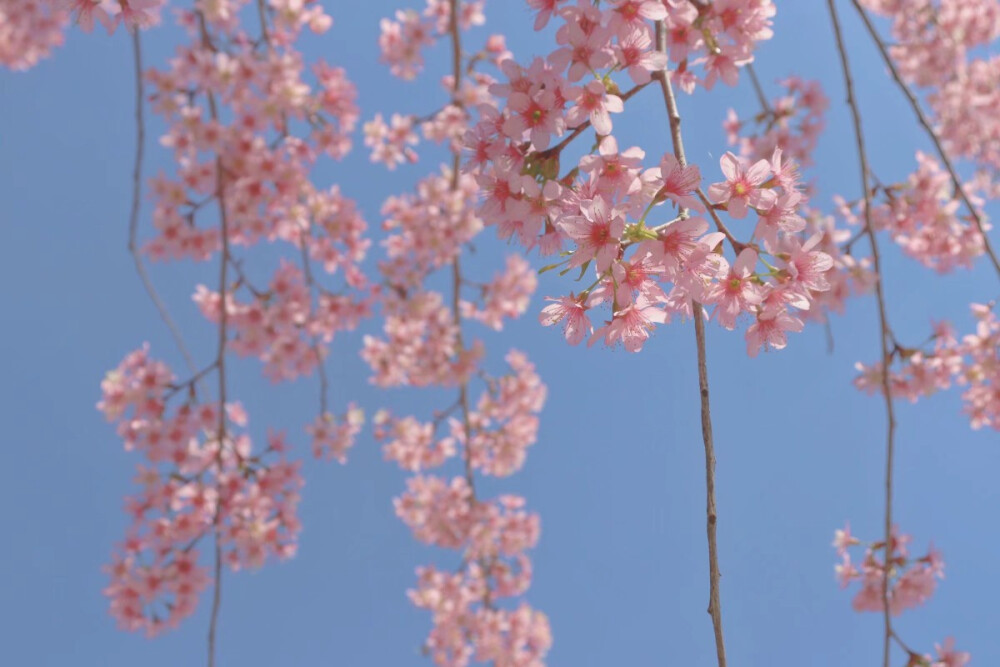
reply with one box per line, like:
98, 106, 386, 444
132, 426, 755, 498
746, 63, 773, 116
296, 231, 331, 415
824, 316, 835, 355
128, 32, 198, 376
195, 12, 230, 667
538, 81, 651, 159
166, 360, 220, 399
447, 0, 475, 494
849, 0, 1000, 279
827, 4, 897, 666
656, 20, 727, 667
621, 215, 686, 250
256, 0, 271, 47
447, 0, 493, 613
696, 188, 748, 254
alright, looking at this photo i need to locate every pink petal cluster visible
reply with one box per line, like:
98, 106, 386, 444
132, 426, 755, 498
660, 0, 776, 89
98, 347, 304, 635
63, 0, 163, 34
0, 0, 69, 70
466, 3, 840, 356
364, 113, 419, 169
833, 523, 945, 617
855, 302, 1000, 431
724, 76, 828, 169
462, 256, 538, 331
193, 260, 369, 384
369, 3, 551, 663
307, 405, 364, 463
94, 2, 372, 639
862, 0, 1000, 170
868, 152, 989, 273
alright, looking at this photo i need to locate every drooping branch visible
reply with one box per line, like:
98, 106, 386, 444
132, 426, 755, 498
655, 20, 728, 667
128, 31, 197, 377
826, 3, 897, 666
194, 11, 232, 666
538, 81, 652, 159
746, 63, 773, 117
849, 0, 1000, 279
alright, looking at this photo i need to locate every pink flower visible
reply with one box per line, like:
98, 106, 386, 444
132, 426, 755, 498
614, 25, 668, 84
117, 0, 161, 31
590, 296, 667, 352
307, 406, 364, 463
656, 154, 703, 211
539, 294, 591, 345
559, 196, 625, 272
833, 522, 859, 555
566, 80, 623, 136
502, 89, 565, 151
745, 308, 803, 356
707, 152, 777, 218
579, 136, 645, 198
890, 556, 942, 616
642, 216, 710, 275
851, 576, 885, 613
834, 552, 859, 589
526, 0, 565, 30
364, 113, 418, 169
780, 233, 834, 292
704, 248, 762, 330
609, 1, 668, 38
462, 255, 536, 330
66, 0, 115, 33
931, 637, 971, 667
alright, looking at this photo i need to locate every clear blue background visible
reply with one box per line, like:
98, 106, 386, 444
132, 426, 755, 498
2, 2, 998, 665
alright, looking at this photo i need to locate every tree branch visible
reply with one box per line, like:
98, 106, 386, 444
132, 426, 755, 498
538, 81, 651, 159
128, 31, 198, 377
746, 63, 773, 117
655, 20, 727, 667
827, 4, 897, 666
849, 0, 1000, 279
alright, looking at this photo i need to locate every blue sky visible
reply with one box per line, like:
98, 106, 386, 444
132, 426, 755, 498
2, 2, 998, 665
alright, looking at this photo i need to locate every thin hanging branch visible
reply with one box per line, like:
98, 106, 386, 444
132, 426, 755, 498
746, 63, 773, 116
848, 0, 1000, 279
128, 31, 198, 376
447, 0, 475, 490
655, 20, 728, 667
827, 3, 897, 666
205, 116, 229, 667
538, 81, 652, 159
445, 0, 495, 615
193, 11, 232, 666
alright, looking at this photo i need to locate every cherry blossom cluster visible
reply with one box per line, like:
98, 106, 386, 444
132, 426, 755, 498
368, 1, 551, 663
0, 0, 69, 70
833, 152, 990, 274
378, 0, 485, 80
144, 0, 369, 426
659, 0, 776, 91
524, 0, 775, 92
67, 0, 165, 34
855, 302, 1000, 431
465, 2, 841, 355
724, 76, 828, 169
721, 80, 873, 329
833, 523, 969, 667
10, 0, 996, 662
98, 346, 304, 636
365, 33, 505, 169
861, 0, 1000, 171
93, 0, 372, 639
375, 352, 549, 665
